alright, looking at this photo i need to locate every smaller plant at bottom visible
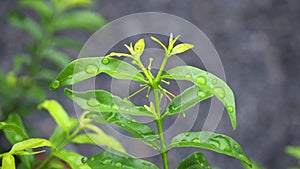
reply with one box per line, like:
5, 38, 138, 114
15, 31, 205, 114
50, 33, 252, 168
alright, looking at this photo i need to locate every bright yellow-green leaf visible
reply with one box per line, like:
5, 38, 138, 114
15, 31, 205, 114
0, 122, 27, 139
9, 138, 55, 155
38, 100, 78, 134
170, 43, 194, 56
134, 39, 145, 56
150, 36, 167, 51
2, 153, 15, 169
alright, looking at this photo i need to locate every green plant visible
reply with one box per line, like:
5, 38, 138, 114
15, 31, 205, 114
285, 146, 300, 169
0, 0, 105, 119
0, 100, 124, 169
50, 33, 252, 168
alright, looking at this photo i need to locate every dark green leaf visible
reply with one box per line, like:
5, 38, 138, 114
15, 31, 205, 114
86, 112, 159, 149
38, 100, 78, 134
86, 150, 159, 169
176, 152, 211, 169
8, 12, 42, 39
44, 49, 70, 68
53, 149, 91, 169
0, 122, 27, 139
162, 66, 236, 129
168, 131, 251, 166
72, 133, 125, 153
52, 37, 82, 49
49, 57, 146, 90
19, 0, 53, 19
164, 85, 212, 117
64, 89, 153, 117
54, 11, 105, 31
2, 153, 15, 169
285, 146, 300, 160
9, 138, 55, 155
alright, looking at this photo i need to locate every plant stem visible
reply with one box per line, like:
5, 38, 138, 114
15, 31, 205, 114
153, 89, 169, 169
155, 54, 169, 82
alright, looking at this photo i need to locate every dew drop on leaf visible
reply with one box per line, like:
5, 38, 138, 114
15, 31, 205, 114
185, 74, 192, 78
101, 58, 110, 65
198, 91, 206, 98
115, 162, 122, 167
81, 157, 88, 164
226, 106, 234, 113
102, 158, 112, 165
192, 138, 201, 143
211, 78, 218, 85
196, 76, 206, 85
213, 87, 225, 98
51, 80, 60, 89
85, 64, 99, 74
87, 98, 100, 107
234, 144, 239, 149
184, 133, 190, 136
67, 75, 73, 79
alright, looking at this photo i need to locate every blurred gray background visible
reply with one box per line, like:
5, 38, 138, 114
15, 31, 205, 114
1, 0, 300, 168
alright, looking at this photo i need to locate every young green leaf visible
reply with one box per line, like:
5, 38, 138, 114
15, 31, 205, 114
19, 0, 53, 19
38, 100, 78, 134
64, 89, 153, 117
164, 85, 212, 117
52, 37, 82, 49
0, 122, 27, 139
72, 133, 126, 153
162, 66, 236, 130
9, 138, 55, 155
168, 132, 251, 166
170, 43, 194, 56
86, 150, 159, 169
134, 39, 145, 56
86, 112, 159, 149
13, 54, 31, 73
54, 10, 105, 31
44, 49, 70, 69
150, 36, 167, 51
8, 12, 42, 39
49, 57, 146, 90
176, 152, 212, 169
2, 153, 15, 169
285, 146, 300, 160
52, 0, 93, 11
53, 149, 91, 169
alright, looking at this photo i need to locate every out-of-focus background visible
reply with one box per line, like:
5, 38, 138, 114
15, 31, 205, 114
1, 0, 299, 168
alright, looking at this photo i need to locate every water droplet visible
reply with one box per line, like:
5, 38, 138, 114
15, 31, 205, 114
192, 138, 200, 143
196, 76, 206, 85
87, 98, 100, 107
227, 106, 234, 113
51, 80, 60, 89
81, 157, 88, 164
64, 89, 72, 97
67, 75, 73, 79
120, 123, 125, 127
90, 157, 95, 161
200, 163, 204, 166
181, 139, 187, 142
102, 158, 112, 165
115, 162, 122, 167
131, 119, 137, 122
127, 121, 132, 124
211, 78, 218, 85
185, 133, 190, 136
213, 87, 225, 98
85, 64, 98, 74
234, 144, 239, 149
198, 91, 206, 98
102, 58, 110, 65
185, 74, 192, 78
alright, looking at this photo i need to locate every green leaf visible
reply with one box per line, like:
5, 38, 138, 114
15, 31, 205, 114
170, 43, 194, 56
4, 114, 28, 144
86, 150, 159, 169
13, 54, 31, 73
285, 146, 300, 160
53, 149, 91, 169
49, 57, 146, 90
49, 126, 67, 147
4, 114, 34, 169
176, 152, 212, 169
0, 122, 27, 139
150, 36, 167, 51
2, 153, 16, 169
86, 112, 159, 149
52, 0, 92, 11
19, 0, 53, 19
72, 133, 125, 153
134, 39, 145, 55
54, 11, 105, 31
162, 66, 236, 130
8, 12, 42, 39
168, 132, 251, 166
9, 138, 55, 155
64, 89, 153, 117
242, 161, 265, 169
44, 49, 70, 69
38, 100, 78, 134
52, 37, 82, 49
164, 85, 212, 117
